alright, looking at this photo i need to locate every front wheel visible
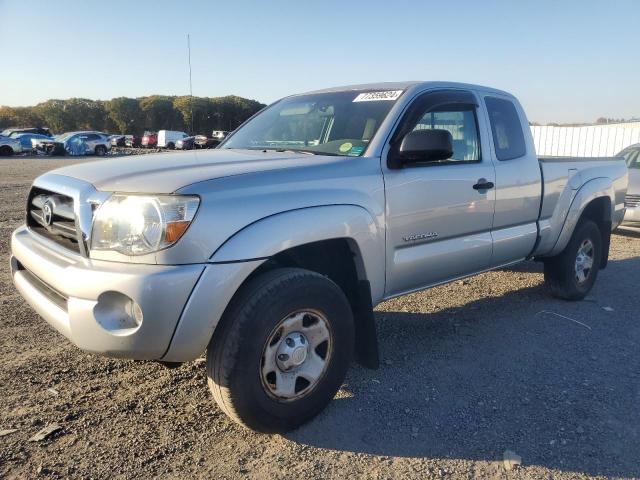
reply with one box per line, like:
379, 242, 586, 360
0, 145, 14, 156
544, 220, 602, 300
94, 145, 107, 156
207, 268, 354, 432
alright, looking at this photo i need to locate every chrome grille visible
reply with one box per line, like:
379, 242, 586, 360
625, 194, 640, 208
27, 187, 81, 253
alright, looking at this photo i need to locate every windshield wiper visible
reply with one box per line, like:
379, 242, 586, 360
246, 147, 317, 155
267, 148, 316, 155
243, 147, 341, 157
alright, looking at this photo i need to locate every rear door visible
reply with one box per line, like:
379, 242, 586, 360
482, 96, 542, 266
85, 133, 101, 152
382, 89, 496, 297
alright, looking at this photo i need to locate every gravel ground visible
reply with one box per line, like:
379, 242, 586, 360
1, 157, 639, 479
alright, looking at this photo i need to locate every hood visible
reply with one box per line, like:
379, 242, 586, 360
48, 149, 346, 193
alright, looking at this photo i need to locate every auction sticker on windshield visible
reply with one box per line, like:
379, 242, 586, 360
353, 90, 403, 102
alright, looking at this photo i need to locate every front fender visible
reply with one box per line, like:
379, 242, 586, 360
210, 205, 385, 304
547, 177, 614, 257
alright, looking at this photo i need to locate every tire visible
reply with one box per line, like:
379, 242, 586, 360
0, 145, 14, 156
544, 220, 602, 300
207, 267, 354, 432
94, 145, 107, 156
166, 142, 175, 150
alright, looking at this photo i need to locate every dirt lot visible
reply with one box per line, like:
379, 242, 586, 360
1, 158, 639, 479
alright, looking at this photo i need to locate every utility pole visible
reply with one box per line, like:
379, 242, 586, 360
187, 34, 194, 135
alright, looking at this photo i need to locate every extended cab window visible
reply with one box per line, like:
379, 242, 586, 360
485, 97, 526, 160
411, 109, 480, 161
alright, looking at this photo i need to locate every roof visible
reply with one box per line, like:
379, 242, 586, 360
297, 81, 514, 98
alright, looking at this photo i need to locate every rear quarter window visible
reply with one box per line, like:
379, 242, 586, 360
485, 97, 526, 160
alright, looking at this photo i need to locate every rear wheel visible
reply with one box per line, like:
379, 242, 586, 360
207, 268, 354, 432
0, 145, 14, 156
544, 220, 602, 300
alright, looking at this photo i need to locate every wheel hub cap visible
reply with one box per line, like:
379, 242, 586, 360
276, 333, 308, 370
575, 239, 594, 284
261, 310, 332, 401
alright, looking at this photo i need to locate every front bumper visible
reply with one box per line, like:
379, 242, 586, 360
10, 226, 204, 359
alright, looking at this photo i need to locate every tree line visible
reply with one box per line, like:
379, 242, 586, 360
0, 95, 266, 135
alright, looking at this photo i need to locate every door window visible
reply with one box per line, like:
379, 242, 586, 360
389, 90, 482, 166
411, 109, 480, 161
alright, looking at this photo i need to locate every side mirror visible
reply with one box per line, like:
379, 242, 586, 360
398, 129, 453, 163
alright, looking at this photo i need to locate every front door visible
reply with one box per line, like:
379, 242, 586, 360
383, 89, 496, 297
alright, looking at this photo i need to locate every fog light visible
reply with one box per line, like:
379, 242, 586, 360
93, 291, 143, 335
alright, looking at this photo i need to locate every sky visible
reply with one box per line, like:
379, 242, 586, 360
0, 0, 638, 124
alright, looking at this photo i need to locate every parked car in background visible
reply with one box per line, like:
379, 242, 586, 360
2, 127, 52, 137
34, 137, 65, 155
211, 130, 229, 142
13, 133, 52, 151
36, 131, 111, 156
158, 130, 189, 149
109, 135, 126, 147
0, 135, 23, 156
617, 144, 640, 225
176, 136, 196, 150
194, 135, 218, 149
125, 135, 142, 148
141, 131, 158, 148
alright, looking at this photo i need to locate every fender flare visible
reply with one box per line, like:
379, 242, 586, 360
210, 204, 385, 303
547, 177, 614, 257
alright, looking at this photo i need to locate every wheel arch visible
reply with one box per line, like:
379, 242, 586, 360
209, 205, 384, 368
547, 177, 613, 261
210, 204, 385, 303
162, 205, 385, 364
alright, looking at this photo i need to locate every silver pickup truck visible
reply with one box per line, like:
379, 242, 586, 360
10, 82, 627, 432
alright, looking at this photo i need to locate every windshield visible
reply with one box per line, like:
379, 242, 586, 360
221, 90, 403, 156
620, 147, 640, 169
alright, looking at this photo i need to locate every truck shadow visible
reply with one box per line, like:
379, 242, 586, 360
287, 257, 640, 478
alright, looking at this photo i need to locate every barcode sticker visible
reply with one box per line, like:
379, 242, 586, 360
353, 90, 403, 102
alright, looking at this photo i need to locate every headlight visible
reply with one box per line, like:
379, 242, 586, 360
91, 195, 200, 255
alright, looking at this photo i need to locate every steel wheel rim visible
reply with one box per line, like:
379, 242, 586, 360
260, 309, 332, 402
575, 238, 594, 284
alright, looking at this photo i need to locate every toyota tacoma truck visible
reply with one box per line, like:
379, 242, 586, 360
10, 82, 628, 432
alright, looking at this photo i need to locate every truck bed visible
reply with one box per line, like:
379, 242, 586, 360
534, 156, 628, 257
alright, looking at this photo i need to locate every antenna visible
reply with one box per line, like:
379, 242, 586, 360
187, 34, 193, 135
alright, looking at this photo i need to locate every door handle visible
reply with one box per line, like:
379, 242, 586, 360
473, 179, 494, 191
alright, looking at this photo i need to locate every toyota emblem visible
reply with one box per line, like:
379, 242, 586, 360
42, 200, 54, 226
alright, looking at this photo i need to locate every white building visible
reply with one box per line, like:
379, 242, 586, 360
531, 122, 640, 157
